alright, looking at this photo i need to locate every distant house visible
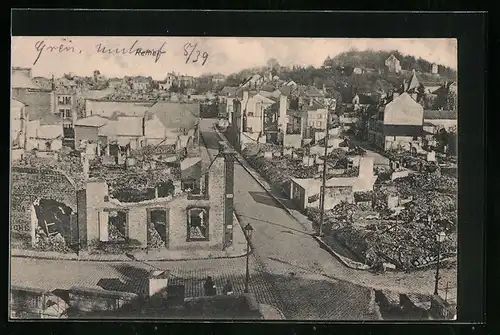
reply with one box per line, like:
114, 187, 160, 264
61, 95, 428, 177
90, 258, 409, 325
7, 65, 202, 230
130, 76, 152, 91
108, 78, 123, 89
368, 92, 424, 151
26, 114, 64, 153
423, 110, 457, 133
158, 73, 177, 91
385, 54, 402, 74
144, 102, 200, 148
431, 63, 439, 74
11, 67, 55, 122
178, 75, 196, 88
289, 157, 377, 211
211, 73, 226, 84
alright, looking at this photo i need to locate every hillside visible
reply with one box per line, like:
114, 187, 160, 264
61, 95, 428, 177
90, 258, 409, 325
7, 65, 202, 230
326, 49, 457, 80
219, 50, 456, 104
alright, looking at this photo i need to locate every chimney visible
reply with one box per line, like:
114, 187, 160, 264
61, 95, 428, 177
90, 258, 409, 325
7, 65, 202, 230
309, 99, 314, 107
219, 141, 236, 249
148, 270, 170, 298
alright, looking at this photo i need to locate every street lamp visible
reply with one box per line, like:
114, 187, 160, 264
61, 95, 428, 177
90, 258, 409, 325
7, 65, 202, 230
318, 99, 336, 237
434, 231, 446, 295
243, 223, 254, 293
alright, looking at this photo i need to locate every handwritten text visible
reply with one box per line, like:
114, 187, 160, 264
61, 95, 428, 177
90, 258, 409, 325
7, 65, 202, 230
183, 43, 209, 66
33, 39, 82, 65
96, 40, 167, 63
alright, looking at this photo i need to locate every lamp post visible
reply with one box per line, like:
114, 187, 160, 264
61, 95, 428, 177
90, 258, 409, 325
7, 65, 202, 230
243, 223, 254, 293
318, 99, 336, 237
434, 231, 446, 295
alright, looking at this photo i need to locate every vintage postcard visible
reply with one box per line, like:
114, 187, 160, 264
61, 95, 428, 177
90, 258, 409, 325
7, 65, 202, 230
10, 36, 457, 320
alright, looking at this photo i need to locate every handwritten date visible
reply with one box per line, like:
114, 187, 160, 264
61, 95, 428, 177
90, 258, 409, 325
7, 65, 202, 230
183, 43, 209, 66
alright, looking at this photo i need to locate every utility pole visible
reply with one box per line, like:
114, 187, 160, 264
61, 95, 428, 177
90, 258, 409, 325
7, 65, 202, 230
318, 100, 335, 237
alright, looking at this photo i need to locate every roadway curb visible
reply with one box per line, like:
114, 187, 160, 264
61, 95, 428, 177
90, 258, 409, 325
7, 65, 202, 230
310, 235, 371, 271
213, 126, 373, 271
212, 126, 314, 234
10, 248, 249, 262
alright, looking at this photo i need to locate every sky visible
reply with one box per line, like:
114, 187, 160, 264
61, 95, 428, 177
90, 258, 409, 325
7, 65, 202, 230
11, 37, 457, 80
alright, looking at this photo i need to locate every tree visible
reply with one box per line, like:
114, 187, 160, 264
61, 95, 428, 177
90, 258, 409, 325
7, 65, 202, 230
266, 58, 280, 72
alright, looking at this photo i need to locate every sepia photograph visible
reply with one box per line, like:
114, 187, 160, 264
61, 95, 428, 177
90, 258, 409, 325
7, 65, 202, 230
10, 36, 458, 320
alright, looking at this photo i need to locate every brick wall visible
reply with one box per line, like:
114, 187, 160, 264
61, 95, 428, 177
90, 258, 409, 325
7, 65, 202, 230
10, 169, 77, 234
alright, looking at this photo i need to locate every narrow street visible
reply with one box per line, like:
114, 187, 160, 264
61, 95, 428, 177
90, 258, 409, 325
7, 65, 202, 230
199, 119, 376, 319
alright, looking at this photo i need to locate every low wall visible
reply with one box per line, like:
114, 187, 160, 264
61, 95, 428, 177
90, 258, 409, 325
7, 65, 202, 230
69, 286, 138, 312
10, 286, 46, 318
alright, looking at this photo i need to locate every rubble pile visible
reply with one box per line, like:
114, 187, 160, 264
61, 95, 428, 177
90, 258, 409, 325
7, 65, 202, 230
243, 145, 316, 188
147, 223, 166, 248
108, 222, 126, 242
33, 228, 70, 253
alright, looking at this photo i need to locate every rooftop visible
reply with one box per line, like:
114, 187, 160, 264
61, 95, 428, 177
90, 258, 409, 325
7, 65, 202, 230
74, 115, 108, 127
12, 68, 44, 90
423, 110, 457, 120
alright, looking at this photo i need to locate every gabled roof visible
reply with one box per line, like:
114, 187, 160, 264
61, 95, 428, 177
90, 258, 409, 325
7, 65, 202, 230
406, 72, 421, 92
386, 54, 399, 62
423, 110, 457, 120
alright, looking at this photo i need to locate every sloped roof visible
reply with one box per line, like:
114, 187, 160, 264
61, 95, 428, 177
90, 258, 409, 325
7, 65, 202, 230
386, 54, 399, 62
252, 93, 275, 104
147, 102, 200, 130
279, 86, 293, 96
12, 69, 43, 90
304, 100, 326, 111
295, 85, 324, 98
101, 116, 144, 137
33, 77, 53, 90
39, 113, 62, 125
406, 72, 421, 92
74, 115, 108, 127
423, 110, 457, 120
11, 98, 25, 108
